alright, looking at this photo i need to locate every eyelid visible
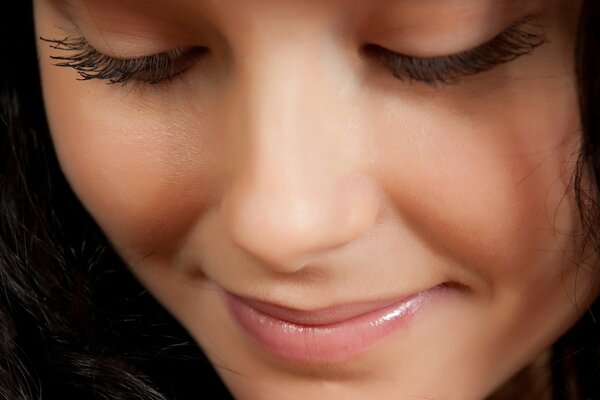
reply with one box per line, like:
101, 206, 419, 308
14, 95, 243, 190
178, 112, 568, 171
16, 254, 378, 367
43, 16, 546, 88
45, 34, 179, 62
41, 35, 207, 84
363, 16, 547, 86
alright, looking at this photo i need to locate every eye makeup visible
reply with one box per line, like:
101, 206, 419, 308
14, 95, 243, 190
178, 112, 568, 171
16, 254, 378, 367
41, 35, 208, 85
363, 17, 546, 86
40, 16, 546, 88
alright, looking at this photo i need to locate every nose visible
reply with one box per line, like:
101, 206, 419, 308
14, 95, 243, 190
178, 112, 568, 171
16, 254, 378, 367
220, 42, 381, 273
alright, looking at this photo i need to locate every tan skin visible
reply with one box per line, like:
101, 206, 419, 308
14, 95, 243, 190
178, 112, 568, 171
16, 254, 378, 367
34, 0, 597, 399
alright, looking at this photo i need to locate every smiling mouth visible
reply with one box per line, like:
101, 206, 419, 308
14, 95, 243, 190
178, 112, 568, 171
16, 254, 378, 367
223, 284, 450, 363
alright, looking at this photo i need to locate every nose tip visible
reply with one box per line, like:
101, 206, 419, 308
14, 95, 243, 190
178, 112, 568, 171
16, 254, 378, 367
221, 175, 380, 273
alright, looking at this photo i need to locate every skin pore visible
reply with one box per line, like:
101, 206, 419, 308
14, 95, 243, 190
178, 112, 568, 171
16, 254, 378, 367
34, 0, 598, 399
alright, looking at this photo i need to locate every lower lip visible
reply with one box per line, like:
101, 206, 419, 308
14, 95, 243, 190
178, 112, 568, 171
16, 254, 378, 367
224, 287, 443, 363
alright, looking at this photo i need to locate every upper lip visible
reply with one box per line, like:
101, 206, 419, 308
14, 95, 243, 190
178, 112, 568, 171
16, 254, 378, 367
228, 290, 432, 326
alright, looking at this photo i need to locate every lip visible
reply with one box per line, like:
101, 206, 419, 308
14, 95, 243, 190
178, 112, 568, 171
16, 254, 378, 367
224, 285, 446, 363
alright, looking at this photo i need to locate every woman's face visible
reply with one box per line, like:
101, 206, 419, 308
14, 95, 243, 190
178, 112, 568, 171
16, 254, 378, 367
35, 0, 596, 399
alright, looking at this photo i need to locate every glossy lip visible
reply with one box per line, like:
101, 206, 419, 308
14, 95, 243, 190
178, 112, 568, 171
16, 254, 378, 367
224, 285, 446, 363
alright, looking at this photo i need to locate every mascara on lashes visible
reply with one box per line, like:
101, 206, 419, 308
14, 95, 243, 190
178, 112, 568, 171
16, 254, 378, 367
363, 17, 547, 85
40, 18, 547, 87
41, 35, 208, 84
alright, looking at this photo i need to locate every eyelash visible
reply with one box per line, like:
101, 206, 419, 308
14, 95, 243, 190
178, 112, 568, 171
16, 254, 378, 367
41, 18, 546, 88
41, 36, 208, 85
363, 18, 547, 86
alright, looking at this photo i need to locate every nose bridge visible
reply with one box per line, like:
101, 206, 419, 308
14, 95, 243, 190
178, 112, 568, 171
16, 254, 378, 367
240, 40, 341, 195
224, 4, 352, 163
220, 34, 379, 271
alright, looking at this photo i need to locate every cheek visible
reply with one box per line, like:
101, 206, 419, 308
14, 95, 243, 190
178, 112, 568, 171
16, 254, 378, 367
41, 70, 222, 261
371, 78, 581, 289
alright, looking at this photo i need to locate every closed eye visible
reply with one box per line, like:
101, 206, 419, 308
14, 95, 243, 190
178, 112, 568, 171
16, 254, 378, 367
41, 35, 208, 85
363, 16, 547, 86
